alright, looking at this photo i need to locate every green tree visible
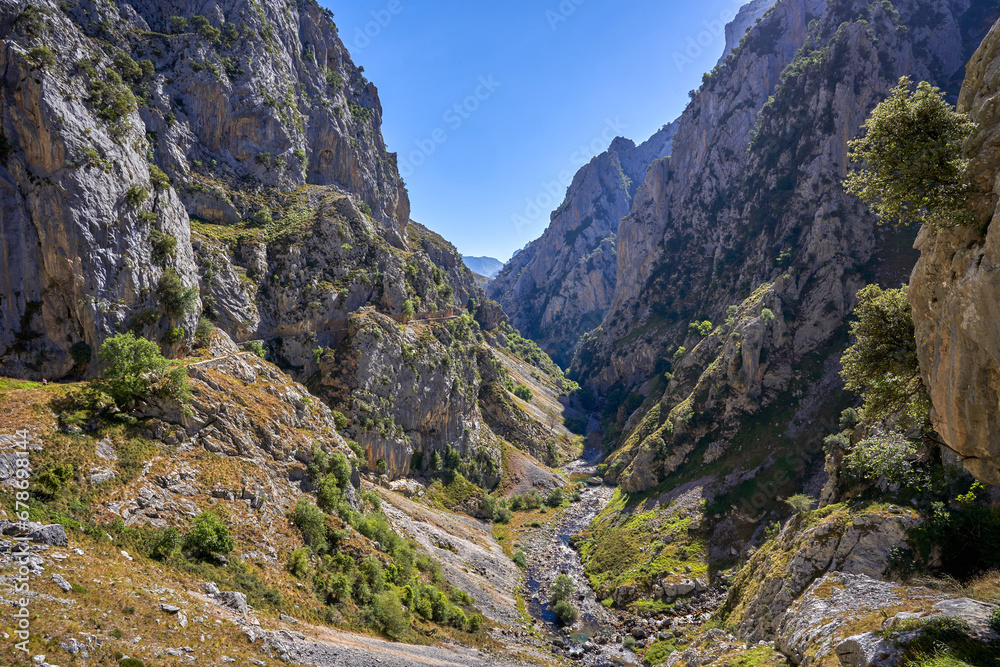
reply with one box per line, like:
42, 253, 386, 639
840, 284, 929, 429
92, 332, 190, 411
156, 269, 198, 319
184, 511, 234, 560
845, 76, 976, 229
843, 428, 920, 487
292, 498, 328, 552
549, 574, 578, 625
512, 384, 533, 402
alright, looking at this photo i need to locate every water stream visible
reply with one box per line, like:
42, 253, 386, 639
521, 444, 639, 666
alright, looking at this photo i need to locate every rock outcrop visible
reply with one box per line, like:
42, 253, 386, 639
575, 0, 995, 492
0, 0, 408, 377
489, 123, 678, 366
910, 17, 1000, 485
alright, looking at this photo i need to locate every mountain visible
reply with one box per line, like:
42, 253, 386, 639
489, 122, 678, 367
462, 255, 503, 278
572, 0, 996, 493
911, 17, 1000, 486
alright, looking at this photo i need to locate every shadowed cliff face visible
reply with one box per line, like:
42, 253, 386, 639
910, 17, 1000, 486
0, 0, 408, 378
573, 0, 995, 492
489, 124, 678, 367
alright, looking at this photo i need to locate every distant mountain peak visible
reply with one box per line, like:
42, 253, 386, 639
462, 256, 504, 279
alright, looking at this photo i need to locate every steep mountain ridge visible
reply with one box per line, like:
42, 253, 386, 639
463, 256, 503, 279
910, 16, 1000, 486
574, 0, 996, 492
489, 122, 678, 366
0, 0, 573, 484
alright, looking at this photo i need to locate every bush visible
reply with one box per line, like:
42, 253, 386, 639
761, 308, 775, 325
292, 498, 328, 553
168, 16, 188, 33
163, 326, 184, 344
27, 45, 57, 69
370, 590, 409, 639
92, 332, 190, 411
251, 208, 273, 226
840, 284, 928, 429
34, 463, 73, 497
149, 164, 170, 190
688, 320, 713, 337
120, 659, 146, 667
332, 410, 349, 430
190, 15, 221, 43
989, 608, 1000, 635
843, 428, 919, 487
184, 512, 234, 560
783, 494, 815, 514
549, 574, 578, 625
244, 340, 266, 359
194, 318, 214, 348
845, 76, 976, 229
151, 527, 181, 561
513, 550, 527, 569
287, 547, 311, 578
156, 269, 199, 319
545, 487, 564, 507
149, 228, 176, 266
512, 384, 532, 402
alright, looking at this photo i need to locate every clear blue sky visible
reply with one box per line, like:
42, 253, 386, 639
323, 0, 749, 261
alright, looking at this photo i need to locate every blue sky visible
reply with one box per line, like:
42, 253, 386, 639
323, 0, 750, 261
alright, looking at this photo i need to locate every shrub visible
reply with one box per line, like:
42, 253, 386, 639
513, 550, 527, 569
784, 494, 815, 514
840, 284, 928, 428
549, 574, 578, 625
190, 15, 221, 43
761, 308, 775, 325
989, 608, 1000, 635
326, 70, 343, 88
149, 164, 170, 190
27, 45, 57, 69
151, 527, 181, 561
168, 16, 188, 33
163, 326, 184, 344
34, 463, 73, 497
545, 487, 564, 507
371, 590, 409, 639
69, 341, 92, 366
332, 410, 348, 430
194, 318, 214, 348
184, 511, 234, 560
148, 228, 176, 266
688, 320, 713, 337
287, 547, 311, 578
673, 346, 687, 360
156, 269, 198, 319
91, 332, 190, 410
845, 76, 976, 229
623, 636, 637, 650
120, 659, 146, 667
512, 384, 532, 402
244, 340, 266, 359
292, 498, 327, 552
402, 299, 415, 320
844, 428, 919, 487
251, 208, 272, 226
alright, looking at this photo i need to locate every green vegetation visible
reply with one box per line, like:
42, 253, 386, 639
191, 15, 221, 44
91, 332, 190, 411
184, 511, 234, 561
840, 284, 928, 430
244, 341, 266, 359
168, 16, 188, 33
27, 45, 56, 69
549, 574, 579, 625
783, 494, 815, 514
843, 428, 919, 487
511, 383, 533, 402
156, 269, 199, 319
149, 164, 170, 190
125, 184, 148, 206
845, 77, 976, 229
688, 320, 713, 337
149, 228, 177, 266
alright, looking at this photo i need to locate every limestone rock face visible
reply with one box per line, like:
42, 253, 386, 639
717, 0, 778, 67
576, 0, 992, 492
910, 17, 1000, 485
0, 0, 408, 377
489, 124, 678, 366
721, 508, 921, 643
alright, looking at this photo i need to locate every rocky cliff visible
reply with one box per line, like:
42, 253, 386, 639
0, 0, 409, 380
0, 0, 572, 483
489, 123, 678, 367
574, 0, 995, 492
910, 16, 1000, 486
717, 0, 778, 66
